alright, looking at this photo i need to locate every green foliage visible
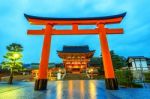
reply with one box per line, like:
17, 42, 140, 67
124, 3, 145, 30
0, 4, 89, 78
115, 70, 143, 88
6, 43, 23, 52
90, 50, 127, 70
2, 43, 23, 71
1, 43, 23, 84
2, 59, 22, 71
131, 83, 143, 88
2, 52, 22, 68
115, 70, 133, 86
110, 50, 127, 69
89, 50, 127, 75
90, 57, 103, 66
143, 72, 150, 83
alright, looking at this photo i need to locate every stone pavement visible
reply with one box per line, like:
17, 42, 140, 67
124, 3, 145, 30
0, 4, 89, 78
0, 80, 150, 99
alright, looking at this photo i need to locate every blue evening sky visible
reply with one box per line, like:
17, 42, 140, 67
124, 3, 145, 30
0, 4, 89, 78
0, 0, 150, 63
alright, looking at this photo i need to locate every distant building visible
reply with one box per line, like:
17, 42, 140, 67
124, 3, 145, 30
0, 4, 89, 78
127, 56, 149, 70
23, 64, 32, 69
57, 45, 95, 74
147, 58, 150, 69
30, 63, 56, 69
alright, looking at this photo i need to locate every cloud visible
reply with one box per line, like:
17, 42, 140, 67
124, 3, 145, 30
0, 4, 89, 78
0, 0, 150, 63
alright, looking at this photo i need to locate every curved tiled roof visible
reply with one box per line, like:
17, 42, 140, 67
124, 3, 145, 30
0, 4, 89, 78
57, 45, 95, 53
24, 12, 126, 20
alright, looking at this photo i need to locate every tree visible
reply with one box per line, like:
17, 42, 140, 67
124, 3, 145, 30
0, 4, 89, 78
99, 50, 126, 69
89, 57, 104, 74
89, 57, 103, 67
110, 50, 126, 69
1, 43, 23, 84
91, 50, 126, 69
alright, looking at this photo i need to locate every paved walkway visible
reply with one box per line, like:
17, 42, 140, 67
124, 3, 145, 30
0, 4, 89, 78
0, 80, 150, 99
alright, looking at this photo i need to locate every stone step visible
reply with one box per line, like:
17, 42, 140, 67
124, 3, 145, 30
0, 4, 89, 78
63, 73, 89, 80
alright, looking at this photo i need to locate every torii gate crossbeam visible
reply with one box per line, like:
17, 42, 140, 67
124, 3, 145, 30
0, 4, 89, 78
24, 12, 126, 90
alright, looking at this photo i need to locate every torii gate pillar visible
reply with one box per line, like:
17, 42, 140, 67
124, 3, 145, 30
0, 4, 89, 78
98, 24, 118, 89
34, 25, 52, 90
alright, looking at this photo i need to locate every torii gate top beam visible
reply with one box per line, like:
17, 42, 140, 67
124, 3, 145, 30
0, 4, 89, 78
24, 12, 126, 35
24, 12, 126, 25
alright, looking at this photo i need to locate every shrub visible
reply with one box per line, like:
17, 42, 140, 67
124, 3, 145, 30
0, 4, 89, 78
143, 72, 150, 83
115, 69, 142, 88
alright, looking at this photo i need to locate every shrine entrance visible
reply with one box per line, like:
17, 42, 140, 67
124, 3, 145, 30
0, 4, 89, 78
24, 12, 126, 90
57, 45, 95, 74
72, 68, 80, 73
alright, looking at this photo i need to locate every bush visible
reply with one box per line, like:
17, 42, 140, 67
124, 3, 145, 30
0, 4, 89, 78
115, 69, 143, 88
143, 72, 150, 83
131, 83, 143, 88
116, 70, 132, 84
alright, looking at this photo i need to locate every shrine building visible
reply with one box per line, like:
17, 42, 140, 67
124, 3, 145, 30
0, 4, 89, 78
57, 45, 95, 74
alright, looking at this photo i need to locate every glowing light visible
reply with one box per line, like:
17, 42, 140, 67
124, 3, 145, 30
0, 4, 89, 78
91, 68, 93, 72
56, 81, 63, 99
89, 80, 97, 99
68, 80, 73, 99
80, 80, 85, 99
59, 69, 61, 72
13, 53, 20, 59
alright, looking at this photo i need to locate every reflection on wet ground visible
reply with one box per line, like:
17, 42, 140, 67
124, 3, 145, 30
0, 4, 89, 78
0, 80, 150, 99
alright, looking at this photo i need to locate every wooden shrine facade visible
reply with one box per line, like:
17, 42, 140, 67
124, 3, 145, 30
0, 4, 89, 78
57, 45, 95, 73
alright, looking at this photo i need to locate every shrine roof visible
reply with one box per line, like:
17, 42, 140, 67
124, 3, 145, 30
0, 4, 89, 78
57, 45, 95, 53
128, 56, 147, 59
127, 56, 148, 62
24, 12, 126, 21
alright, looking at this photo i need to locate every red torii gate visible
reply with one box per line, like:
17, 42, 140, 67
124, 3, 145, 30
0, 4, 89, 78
24, 12, 126, 90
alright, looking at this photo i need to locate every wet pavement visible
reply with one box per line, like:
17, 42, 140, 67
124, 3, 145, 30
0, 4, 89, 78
0, 80, 150, 99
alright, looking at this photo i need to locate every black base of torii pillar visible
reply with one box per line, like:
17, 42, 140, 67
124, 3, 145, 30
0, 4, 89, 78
34, 79, 48, 90
105, 78, 118, 90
